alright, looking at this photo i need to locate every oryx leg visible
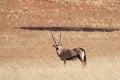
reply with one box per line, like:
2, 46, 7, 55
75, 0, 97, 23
77, 55, 86, 68
63, 59, 66, 66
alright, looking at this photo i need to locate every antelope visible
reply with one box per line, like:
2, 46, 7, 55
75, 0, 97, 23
50, 32, 87, 67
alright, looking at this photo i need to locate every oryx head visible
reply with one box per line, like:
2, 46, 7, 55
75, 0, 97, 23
50, 32, 62, 51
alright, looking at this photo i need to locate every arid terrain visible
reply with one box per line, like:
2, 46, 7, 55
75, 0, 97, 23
0, 0, 120, 80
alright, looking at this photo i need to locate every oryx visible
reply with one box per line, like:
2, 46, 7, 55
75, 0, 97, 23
50, 32, 87, 67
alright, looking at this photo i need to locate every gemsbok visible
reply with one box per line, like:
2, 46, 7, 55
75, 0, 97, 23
50, 32, 87, 67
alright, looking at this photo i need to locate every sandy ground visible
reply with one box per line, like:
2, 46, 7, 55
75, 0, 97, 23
0, 29, 120, 80
0, 0, 120, 80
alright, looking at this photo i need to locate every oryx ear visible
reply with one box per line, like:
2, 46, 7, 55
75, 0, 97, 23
53, 45, 56, 47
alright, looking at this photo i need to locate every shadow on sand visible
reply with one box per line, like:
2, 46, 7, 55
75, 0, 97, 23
16, 26, 120, 32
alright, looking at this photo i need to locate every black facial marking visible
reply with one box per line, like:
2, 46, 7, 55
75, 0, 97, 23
56, 47, 59, 50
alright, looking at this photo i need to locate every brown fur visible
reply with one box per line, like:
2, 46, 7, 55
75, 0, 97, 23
57, 47, 87, 67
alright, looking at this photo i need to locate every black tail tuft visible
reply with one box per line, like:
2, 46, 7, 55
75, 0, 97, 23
84, 53, 87, 67
82, 50, 87, 68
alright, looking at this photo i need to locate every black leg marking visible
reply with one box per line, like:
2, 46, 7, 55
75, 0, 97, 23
77, 55, 86, 68
77, 55, 83, 62
64, 59, 66, 66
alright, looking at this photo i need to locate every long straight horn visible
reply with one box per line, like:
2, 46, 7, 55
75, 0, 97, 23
50, 32, 57, 45
58, 32, 62, 45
